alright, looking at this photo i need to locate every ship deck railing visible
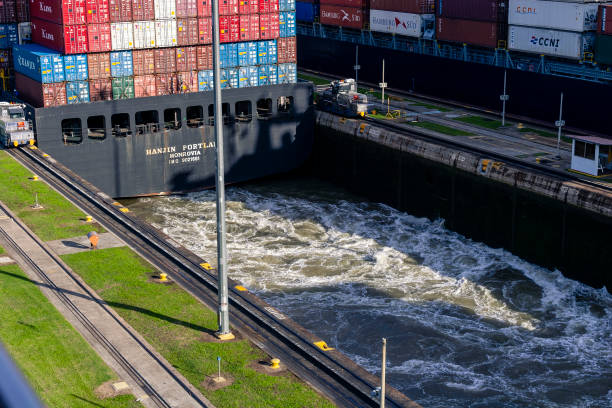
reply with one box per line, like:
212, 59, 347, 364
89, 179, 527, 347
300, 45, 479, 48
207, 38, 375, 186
297, 22, 612, 84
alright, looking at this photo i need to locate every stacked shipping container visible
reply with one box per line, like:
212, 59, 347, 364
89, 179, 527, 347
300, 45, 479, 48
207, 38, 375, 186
0, 0, 29, 79
595, 3, 612, 64
13, 0, 297, 107
369, 0, 434, 39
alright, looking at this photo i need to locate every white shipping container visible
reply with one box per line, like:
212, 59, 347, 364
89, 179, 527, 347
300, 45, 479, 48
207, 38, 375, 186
508, 25, 595, 60
155, 0, 176, 20
155, 20, 177, 48
369, 10, 435, 39
508, 0, 598, 32
111, 22, 134, 50
133, 21, 157, 49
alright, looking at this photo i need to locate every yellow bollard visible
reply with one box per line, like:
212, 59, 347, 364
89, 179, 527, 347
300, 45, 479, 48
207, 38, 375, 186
270, 358, 280, 369
159, 273, 168, 282
31, 175, 39, 181
85, 215, 93, 223
29, 139, 35, 146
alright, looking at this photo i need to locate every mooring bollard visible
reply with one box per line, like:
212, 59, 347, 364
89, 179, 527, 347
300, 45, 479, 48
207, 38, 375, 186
270, 358, 280, 369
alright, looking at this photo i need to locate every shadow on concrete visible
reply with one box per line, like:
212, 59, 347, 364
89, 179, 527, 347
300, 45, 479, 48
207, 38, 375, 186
61, 240, 89, 249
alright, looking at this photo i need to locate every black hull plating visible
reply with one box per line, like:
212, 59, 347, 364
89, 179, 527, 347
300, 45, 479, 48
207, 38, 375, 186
30, 83, 314, 198
298, 36, 611, 135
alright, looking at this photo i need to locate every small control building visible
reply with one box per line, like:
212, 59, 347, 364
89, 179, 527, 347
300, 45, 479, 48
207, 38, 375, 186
568, 135, 612, 176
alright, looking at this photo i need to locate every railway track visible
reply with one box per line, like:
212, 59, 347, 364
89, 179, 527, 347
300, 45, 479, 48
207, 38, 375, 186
0, 201, 175, 408
360, 115, 612, 193
8, 146, 419, 408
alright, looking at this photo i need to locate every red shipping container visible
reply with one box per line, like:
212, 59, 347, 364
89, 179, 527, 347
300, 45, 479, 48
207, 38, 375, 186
154, 48, 176, 74
0, 0, 16, 24
436, 17, 498, 49
436, 0, 503, 23
259, 13, 278, 39
87, 23, 111, 52
258, 0, 278, 14
87, 52, 111, 79
599, 4, 612, 35
176, 46, 197, 71
132, 49, 155, 75
31, 18, 89, 54
132, 0, 154, 21
277, 36, 296, 63
198, 17, 211, 43
197, 0, 210, 17
86, 0, 109, 23
177, 71, 197, 93
30, 0, 87, 25
219, 0, 238, 15
319, 0, 366, 7
109, 0, 131, 22
89, 78, 112, 101
320, 5, 364, 29
370, 0, 433, 14
176, 0, 197, 17
239, 13, 258, 41
238, 0, 257, 15
219, 15, 239, 42
17, 1, 30, 22
177, 18, 199, 45
134, 74, 156, 98
155, 73, 176, 95
196, 44, 212, 70
16, 72, 66, 107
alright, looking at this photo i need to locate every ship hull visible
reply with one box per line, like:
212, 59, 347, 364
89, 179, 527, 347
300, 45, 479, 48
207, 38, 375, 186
28, 83, 313, 198
298, 36, 611, 135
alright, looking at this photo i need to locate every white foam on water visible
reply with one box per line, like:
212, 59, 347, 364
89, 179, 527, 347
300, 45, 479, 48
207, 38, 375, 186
129, 182, 612, 408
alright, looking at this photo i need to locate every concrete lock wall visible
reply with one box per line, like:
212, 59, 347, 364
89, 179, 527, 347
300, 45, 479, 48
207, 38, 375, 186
309, 112, 612, 290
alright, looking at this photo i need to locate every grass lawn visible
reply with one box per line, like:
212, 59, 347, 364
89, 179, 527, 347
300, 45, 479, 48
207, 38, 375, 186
61, 247, 334, 408
0, 262, 139, 407
297, 73, 330, 86
410, 121, 473, 136
457, 115, 503, 129
408, 100, 451, 112
0, 245, 4, 255
520, 127, 572, 143
0, 150, 104, 241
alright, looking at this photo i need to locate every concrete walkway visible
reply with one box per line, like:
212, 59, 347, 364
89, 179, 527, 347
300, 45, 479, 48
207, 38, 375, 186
0, 206, 214, 408
46, 232, 126, 255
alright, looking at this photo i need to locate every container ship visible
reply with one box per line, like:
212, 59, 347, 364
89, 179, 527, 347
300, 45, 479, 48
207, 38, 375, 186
296, 0, 612, 135
0, 0, 313, 198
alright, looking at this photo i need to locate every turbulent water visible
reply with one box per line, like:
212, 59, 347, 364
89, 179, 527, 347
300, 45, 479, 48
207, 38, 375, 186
126, 177, 612, 408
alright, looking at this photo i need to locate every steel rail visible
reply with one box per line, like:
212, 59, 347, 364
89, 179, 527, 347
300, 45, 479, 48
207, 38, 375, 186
360, 115, 612, 193
0, 201, 173, 408
10, 147, 415, 408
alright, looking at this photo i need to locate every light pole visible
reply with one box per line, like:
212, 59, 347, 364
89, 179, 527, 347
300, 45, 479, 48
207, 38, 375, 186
500, 70, 509, 127
555, 92, 565, 158
212, 0, 233, 340
379, 59, 387, 104
380, 338, 387, 408
354, 46, 360, 87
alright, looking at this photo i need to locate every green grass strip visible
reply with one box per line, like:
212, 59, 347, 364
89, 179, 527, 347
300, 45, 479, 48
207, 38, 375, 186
0, 150, 104, 241
0, 245, 4, 255
411, 121, 473, 136
0, 262, 138, 407
407, 100, 451, 112
520, 127, 572, 143
297, 73, 330, 86
61, 247, 334, 408
456, 115, 503, 129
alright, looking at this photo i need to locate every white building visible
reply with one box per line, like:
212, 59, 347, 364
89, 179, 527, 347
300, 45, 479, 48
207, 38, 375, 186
568, 135, 612, 176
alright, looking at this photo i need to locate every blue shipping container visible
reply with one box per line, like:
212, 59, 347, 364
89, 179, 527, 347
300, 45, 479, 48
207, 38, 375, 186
237, 42, 258, 67
198, 70, 214, 91
238, 66, 258, 88
110, 51, 133, 77
279, 12, 296, 37
258, 65, 278, 86
221, 68, 239, 88
296, 2, 317, 22
12, 43, 65, 83
220, 43, 238, 68
257, 41, 268, 65
64, 54, 89, 81
267, 40, 277, 64
0, 24, 18, 49
279, 0, 296, 12
66, 81, 90, 104
278, 63, 297, 84
267, 64, 278, 85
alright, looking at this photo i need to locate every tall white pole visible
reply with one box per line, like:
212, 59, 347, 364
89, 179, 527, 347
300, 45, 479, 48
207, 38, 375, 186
381, 338, 387, 408
381, 59, 385, 103
354, 46, 360, 87
555, 92, 565, 158
212, 0, 232, 339
500, 70, 509, 127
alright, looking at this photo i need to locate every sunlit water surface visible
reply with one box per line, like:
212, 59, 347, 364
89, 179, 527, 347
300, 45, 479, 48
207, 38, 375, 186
126, 178, 612, 408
